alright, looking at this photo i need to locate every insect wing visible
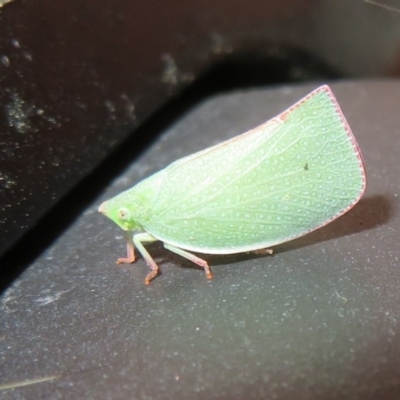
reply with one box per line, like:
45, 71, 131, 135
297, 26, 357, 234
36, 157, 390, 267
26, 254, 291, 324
136, 86, 365, 253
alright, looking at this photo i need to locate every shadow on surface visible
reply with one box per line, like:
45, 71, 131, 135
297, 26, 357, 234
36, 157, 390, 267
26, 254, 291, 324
278, 194, 391, 253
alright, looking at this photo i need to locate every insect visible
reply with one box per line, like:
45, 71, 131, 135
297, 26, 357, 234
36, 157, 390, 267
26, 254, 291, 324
99, 85, 366, 284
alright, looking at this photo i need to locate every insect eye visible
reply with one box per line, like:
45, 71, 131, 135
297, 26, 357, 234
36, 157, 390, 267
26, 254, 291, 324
118, 208, 130, 221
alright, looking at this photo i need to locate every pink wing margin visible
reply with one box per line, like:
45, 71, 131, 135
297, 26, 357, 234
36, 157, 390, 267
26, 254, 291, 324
285, 85, 367, 232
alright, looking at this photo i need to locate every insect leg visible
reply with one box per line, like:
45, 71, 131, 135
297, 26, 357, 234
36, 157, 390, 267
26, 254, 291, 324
251, 248, 274, 256
116, 231, 135, 264
133, 232, 160, 284
163, 243, 213, 280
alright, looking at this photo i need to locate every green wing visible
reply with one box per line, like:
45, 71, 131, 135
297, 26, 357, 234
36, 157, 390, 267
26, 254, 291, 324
135, 86, 366, 254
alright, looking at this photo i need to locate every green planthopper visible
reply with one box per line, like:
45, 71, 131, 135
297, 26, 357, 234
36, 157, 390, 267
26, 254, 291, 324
99, 85, 366, 284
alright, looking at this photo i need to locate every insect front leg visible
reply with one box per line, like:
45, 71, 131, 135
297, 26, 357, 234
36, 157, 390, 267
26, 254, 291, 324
163, 243, 213, 280
133, 232, 160, 284
116, 231, 136, 264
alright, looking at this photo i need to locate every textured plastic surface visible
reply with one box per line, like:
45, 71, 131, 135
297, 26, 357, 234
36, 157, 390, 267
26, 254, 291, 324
1, 81, 399, 399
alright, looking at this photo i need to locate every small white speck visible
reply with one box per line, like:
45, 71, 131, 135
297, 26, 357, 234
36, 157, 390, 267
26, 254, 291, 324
1, 55, 10, 67
23, 52, 32, 61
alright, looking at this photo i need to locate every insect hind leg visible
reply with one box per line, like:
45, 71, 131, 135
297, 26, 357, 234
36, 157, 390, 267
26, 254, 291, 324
163, 243, 213, 280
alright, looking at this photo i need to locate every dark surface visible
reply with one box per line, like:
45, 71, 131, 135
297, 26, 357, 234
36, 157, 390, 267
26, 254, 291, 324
1, 81, 400, 399
1, 0, 400, 258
